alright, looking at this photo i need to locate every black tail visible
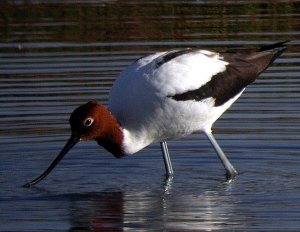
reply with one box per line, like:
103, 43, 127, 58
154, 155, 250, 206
257, 40, 289, 63
258, 40, 289, 52
244, 41, 289, 73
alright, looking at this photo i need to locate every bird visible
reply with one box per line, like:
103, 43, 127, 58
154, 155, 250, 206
23, 41, 288, 187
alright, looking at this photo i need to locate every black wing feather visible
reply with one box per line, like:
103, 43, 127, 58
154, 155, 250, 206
169, 41, 288, 106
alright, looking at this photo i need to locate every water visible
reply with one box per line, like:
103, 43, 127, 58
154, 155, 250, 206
1, 1, 300, 231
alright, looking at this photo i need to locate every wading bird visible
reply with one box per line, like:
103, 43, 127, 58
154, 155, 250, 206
24, 41, 288, 187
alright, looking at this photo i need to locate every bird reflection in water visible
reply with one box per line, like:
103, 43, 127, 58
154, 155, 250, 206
66, 178, 236, 231
68, 192, 124, 232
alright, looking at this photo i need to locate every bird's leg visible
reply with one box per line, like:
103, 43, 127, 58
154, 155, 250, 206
204, 130, 238, 179
160, 141, 174, 177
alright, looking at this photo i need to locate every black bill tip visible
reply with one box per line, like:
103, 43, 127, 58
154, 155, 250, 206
23, 134, 80, 188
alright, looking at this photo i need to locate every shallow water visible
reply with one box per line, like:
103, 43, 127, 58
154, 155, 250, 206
1, 1, 300, 231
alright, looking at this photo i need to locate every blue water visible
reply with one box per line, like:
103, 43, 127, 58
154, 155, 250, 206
1, 1, 300, 231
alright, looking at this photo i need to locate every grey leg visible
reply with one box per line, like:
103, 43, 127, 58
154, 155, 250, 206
160, 141, 174, 177
204, 130, 238, 179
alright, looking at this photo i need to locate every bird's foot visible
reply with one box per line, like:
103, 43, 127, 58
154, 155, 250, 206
225, 169, 238, 182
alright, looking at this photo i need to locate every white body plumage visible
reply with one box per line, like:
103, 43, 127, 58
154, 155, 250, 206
109, 50, 243, 155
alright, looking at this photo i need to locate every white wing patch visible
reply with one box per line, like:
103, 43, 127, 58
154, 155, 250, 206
151, 50, 228, 96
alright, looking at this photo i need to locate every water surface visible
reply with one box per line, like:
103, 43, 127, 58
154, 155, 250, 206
1, 1, 300, 231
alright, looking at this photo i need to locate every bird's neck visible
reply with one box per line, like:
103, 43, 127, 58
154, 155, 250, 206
95, 107, 126, 158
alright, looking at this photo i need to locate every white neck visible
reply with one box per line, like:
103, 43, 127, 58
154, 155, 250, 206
121, 129, 154, 155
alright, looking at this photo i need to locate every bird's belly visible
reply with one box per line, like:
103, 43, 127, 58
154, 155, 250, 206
154, 98, 219, 140
119, 96, 230, 155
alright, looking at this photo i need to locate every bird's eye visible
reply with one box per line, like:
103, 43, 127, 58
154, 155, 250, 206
83, 117, 94, 127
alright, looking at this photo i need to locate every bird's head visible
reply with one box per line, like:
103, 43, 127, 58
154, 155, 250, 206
23, 100, 117, 187
69, 100, 108, 141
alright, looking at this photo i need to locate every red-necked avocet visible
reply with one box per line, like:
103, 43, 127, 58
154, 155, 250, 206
24, 41, 288, 187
